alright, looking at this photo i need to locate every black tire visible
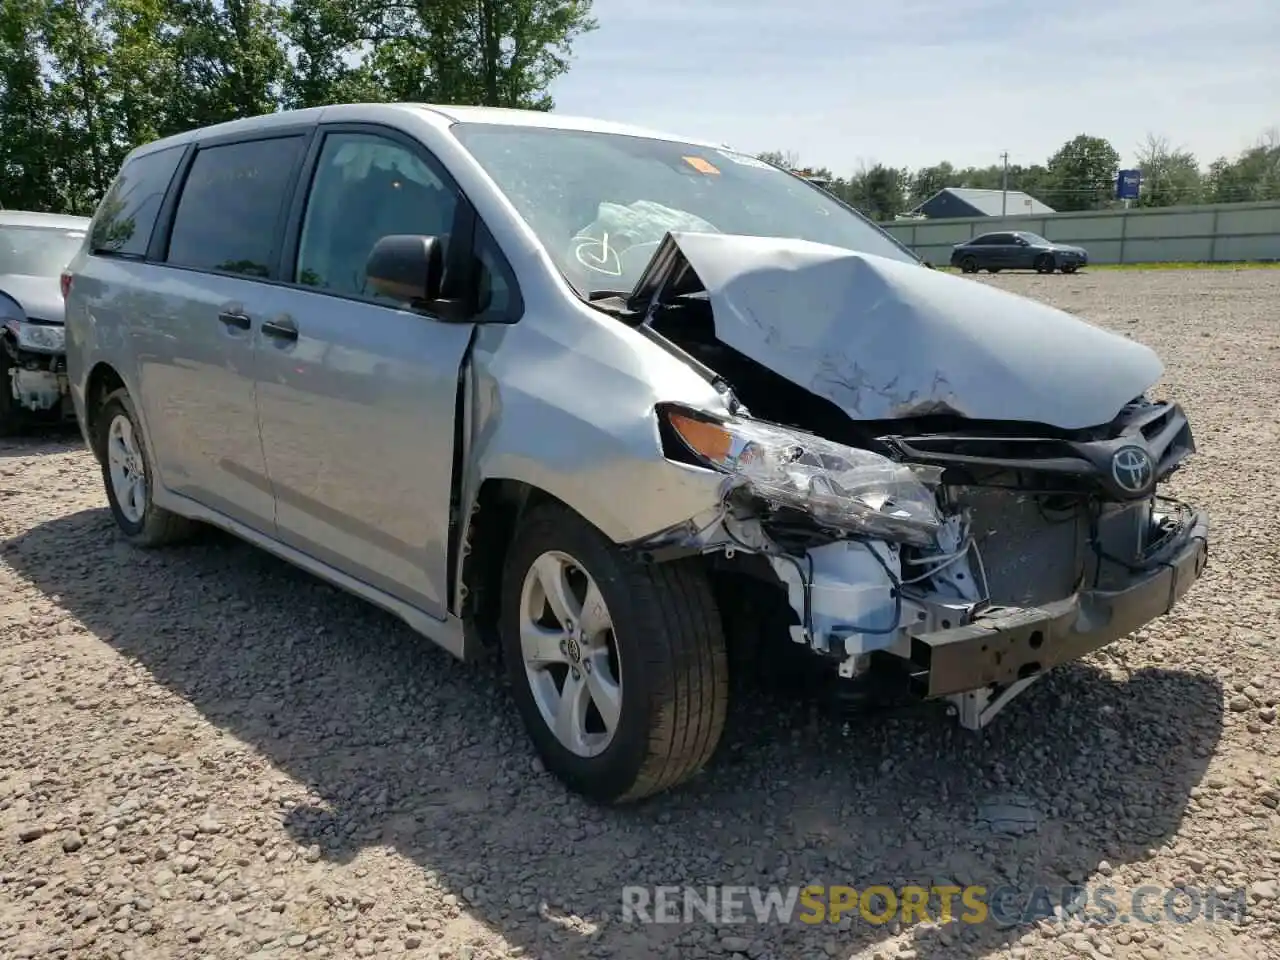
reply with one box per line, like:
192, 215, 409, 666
1061, 263, 1079, 274
499, 501, 729, 804
96, 388, 196, 547
1035, 254, 1056, 274
987, 267, 1001, 274
0, 359, 20, 437
960, 256, 978, 274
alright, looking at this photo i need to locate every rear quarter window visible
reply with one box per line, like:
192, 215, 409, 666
89, 145, 186, 257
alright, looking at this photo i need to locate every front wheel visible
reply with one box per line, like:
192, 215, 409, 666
1035, 254, 1056, 273
97, 388, 196, 547
959, 256, 979, 273
500, 502, 729, 804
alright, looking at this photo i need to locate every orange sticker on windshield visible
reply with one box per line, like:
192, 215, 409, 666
682, 156, 720, 175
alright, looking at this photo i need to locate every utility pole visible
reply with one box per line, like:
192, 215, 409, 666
1000, 151, 1009, 216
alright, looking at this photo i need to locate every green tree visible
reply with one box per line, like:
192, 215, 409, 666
1204, 131, 1280, 203
99, 0, 179, 149
0, 0, 58, 209
286, 0, 596, 109
166, 0, 287, 128
841, 163, 907, 220
907, 162, 955, 208
1134, 134, 1202, 207
1043, 134, 1122, 211
41, 0, 115, 211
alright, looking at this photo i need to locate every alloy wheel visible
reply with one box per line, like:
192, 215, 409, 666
106, 413, 147, 523
518, 550, 622, 758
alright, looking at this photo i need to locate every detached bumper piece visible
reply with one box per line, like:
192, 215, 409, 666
907, 509, 1208, 700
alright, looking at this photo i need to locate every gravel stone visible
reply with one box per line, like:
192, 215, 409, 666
1, 269, 1278, 960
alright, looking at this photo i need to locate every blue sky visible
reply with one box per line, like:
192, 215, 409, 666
548, 0, 1280, 174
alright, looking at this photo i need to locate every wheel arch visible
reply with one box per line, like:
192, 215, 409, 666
455, 477, 594, 653
83, 361, 128, 460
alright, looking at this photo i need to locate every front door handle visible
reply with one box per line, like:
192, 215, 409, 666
217, 311, 251, 331
261, 316, 298, 342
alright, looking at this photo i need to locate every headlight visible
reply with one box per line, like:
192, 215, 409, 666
663, 407, 945, 546
13, 321, 66, 352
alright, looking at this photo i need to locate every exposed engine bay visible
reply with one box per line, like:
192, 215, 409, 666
596, 231, 1210, 727
2, 334, 70, 417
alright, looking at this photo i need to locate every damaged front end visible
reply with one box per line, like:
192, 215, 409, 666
1, 324, 72, 419
617, 232, 1209, 729
1, 284, 75, 427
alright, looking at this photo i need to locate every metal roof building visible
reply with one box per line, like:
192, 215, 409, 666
911, 187, 1056, 219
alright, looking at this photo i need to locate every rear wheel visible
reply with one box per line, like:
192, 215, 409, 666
500, 502, 729, 804
97, 388, 196, 547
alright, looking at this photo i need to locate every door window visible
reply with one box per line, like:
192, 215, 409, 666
295, 132, 460, 304
165, 136, 305, 278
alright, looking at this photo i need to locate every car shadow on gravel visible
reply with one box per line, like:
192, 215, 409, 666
0, 425, 83, 459
3, 508, 1225, 960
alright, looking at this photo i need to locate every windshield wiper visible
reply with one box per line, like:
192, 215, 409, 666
587, 289, 631, 300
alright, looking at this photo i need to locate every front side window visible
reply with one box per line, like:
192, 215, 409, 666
166, 136, 305, 278
0, 224, 87, 276
448, 123, 919, 299
294, 132, 459, 303
90, 145, 184, 257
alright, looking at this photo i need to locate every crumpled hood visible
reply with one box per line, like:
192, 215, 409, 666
0, 273, 65, 324
662, 232, 1160, 430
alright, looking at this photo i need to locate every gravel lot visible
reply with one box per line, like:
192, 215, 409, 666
2, 268, 1279, 960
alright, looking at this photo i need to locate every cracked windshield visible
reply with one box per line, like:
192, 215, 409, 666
450, 123, 918, 297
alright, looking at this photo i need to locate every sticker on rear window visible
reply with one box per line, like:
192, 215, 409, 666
682, 156, 721, 175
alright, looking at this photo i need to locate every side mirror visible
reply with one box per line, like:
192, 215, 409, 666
366, 234, 471, 321
366, 234, 443, 302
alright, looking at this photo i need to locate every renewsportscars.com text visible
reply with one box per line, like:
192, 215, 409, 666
621, 884, 1248, 927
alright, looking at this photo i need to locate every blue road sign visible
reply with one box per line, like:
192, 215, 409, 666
1116, 169, 1142, 200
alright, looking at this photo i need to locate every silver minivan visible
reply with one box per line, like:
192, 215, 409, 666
63, 104, 1209, 804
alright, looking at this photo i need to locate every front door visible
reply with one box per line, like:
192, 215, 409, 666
139, 134, 308, 532
253, 128, 475, 618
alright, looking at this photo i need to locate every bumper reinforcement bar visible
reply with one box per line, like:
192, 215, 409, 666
907, 510, 1209, 699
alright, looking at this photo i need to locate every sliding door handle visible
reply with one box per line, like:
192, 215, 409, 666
217, 311, 251, 330
261, 316, 298, 341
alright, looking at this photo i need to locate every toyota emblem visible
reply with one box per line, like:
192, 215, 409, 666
1110, 445, 1154, 495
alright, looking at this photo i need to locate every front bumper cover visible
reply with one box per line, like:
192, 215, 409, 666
907, 509, 1209, 699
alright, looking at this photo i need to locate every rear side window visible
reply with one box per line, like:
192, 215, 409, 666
89, 145, 185, 257
165, 136, 304, 278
